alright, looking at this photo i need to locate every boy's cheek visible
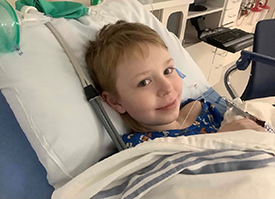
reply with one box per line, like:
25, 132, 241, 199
176, 79, 183, 93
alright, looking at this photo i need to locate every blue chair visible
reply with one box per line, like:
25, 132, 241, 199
224, 19, 275, 100
0, 91, 54, 198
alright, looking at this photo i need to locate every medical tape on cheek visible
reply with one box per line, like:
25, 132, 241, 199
175, 68, 186, 79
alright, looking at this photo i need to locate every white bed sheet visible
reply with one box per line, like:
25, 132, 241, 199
53, 99, 275, 198
52, 130, 275, 199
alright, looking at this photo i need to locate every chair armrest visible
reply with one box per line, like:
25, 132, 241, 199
224, 50, 275, 99
236, 50, 275, 70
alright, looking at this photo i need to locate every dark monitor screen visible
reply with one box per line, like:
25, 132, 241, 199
189, 0, 207, 11
194, 0, 207, 5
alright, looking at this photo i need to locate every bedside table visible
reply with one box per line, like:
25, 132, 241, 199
139, 0, 194, 43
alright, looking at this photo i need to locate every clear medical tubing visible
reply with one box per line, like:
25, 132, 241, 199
45, 22, 127, 151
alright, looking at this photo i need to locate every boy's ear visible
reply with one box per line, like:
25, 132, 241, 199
101, 91, 126, 114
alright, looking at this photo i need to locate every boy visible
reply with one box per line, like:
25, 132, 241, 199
85, 20, 264, 147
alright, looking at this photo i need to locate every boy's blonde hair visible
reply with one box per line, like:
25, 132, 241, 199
85, 20, 168, 132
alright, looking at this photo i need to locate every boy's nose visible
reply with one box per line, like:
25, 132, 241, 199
157, 78, 173, 97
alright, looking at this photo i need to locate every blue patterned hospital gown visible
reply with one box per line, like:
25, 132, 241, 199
122, 99, 224, 148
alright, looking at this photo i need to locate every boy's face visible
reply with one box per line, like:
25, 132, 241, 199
104, 44, 183, 131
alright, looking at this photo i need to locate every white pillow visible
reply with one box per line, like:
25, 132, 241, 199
0, 0, 209, 188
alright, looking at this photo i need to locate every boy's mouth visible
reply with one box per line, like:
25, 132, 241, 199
156, 100, 177, 111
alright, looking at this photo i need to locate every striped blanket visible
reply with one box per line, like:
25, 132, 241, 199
53, 130, 275, 199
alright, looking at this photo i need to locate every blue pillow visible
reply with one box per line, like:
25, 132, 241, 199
0, 90, 54, 198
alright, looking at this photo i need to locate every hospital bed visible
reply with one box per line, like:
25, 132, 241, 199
0, 0, 275, 198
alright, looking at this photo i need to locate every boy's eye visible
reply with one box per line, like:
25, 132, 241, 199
138, 79, 151, 87
164, 67, 174, 75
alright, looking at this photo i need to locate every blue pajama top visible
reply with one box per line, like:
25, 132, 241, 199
122, 99, 223, 148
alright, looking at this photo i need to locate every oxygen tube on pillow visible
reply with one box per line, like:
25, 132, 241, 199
45, 22, 127, 151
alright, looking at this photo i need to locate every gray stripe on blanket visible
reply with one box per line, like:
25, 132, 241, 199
180, 157, 275, 175
91, 155, 170, 199
95, 150, 233, 198
91, 150, 274, 199
91, 149, 225, 199
123, 155, 274, 199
